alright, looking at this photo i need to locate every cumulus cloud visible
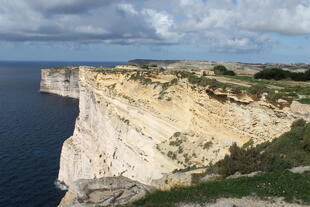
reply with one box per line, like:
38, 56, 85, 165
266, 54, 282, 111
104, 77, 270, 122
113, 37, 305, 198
117, 3, 138, 15
142, 9, 182, 42
0, 0, 309, 52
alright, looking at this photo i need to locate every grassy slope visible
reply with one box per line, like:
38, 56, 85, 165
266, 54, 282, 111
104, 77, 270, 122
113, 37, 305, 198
129, 171, 310, 207
226, 75, 310, 104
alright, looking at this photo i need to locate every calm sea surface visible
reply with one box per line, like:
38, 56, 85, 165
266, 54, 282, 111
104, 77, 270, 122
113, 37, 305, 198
0, 61, 124, 207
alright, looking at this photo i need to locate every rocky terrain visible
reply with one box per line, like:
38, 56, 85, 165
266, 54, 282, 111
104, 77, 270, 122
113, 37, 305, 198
40, 64, 310, 207
58, 176, 153, 207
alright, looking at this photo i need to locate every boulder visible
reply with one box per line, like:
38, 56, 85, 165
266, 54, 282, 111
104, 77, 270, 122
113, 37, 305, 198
58, 176, 154, 207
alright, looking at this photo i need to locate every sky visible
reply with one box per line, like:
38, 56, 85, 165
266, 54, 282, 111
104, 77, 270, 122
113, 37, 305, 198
0, 0, 310, 63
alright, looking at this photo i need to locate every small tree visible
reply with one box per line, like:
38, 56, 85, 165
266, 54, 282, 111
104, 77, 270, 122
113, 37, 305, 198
214, 65, 228, 75
213, 65, 236, 76
254, 68, 290, 80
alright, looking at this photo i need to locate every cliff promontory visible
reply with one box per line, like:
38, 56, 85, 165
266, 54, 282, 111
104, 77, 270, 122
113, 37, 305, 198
41, 65, 310, 207
40, 66, 79, 99
50, 67, 309, 184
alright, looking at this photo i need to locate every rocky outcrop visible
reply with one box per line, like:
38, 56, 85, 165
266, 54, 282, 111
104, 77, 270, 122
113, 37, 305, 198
290, 101, 310, 120
40, 66, 79, 99
115, 65, 140, 70
57, 68, 310, 189
58, 176, 153, 207
151, 169, 220, 191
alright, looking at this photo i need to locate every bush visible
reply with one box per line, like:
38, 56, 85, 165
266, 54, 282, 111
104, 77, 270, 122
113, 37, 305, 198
254, 68, 289, 80
140, 65, 149, 69
224, 70, 236, 76
261, 119, 310, 166
213, 65, 236, 76
303, 125, 310, 152
217, 144, 290, 177
216, 119, 310, 177
214, 65, 227, 74
246, 84, 268, 98
255, 68, 310, 81
305, 69, 310, 79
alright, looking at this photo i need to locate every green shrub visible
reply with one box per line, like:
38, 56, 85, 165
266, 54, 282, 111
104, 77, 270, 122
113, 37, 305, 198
203, 141, 213, 150
129, 72, 153, 85
216, 119, 310, 177
298, 98, 310, 104
213, 65, 236, 76
290, 69, 310, 81
214, 65, 227, 74
255, 68, 310, 81
167, 151, 177, 160
254, 68, 289, 80
224, 70, 236, 76
246, 84, 268, 97
217, 143, 290, 177
140, 65, 149, 69
260, 119, 310, 166
242, 138, 254, 149
303, 125, 310, 152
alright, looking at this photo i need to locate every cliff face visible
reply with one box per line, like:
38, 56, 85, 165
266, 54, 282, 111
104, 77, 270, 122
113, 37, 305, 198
40, 67, 80, 99
57, 67, 310, 187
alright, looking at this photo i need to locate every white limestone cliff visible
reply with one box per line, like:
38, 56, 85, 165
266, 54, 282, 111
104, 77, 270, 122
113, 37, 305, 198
40, 66, 80, 99
55, 67, 310, 188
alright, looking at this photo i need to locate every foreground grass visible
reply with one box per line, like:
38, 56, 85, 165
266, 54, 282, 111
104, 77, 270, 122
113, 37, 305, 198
298, 98, 310, 104
129, 171, 310, 207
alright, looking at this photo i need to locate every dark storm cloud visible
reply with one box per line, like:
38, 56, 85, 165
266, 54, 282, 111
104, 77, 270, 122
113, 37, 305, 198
0, 0, 178, 45
30, 0, 115, 15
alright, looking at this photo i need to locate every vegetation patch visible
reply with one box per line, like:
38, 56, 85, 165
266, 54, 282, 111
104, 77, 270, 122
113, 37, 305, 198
298, 98, 310, 104
203, 141, 213, 150
216, 119, 310, 177
120, 117, 130, 125
128, 171, 310, 207
175, 71, 244, 91
254, 68, 310, 81
175, 71, 292, 107
129, 71, 178, 100
129, 72, 153, 85
213, 65, 236, 76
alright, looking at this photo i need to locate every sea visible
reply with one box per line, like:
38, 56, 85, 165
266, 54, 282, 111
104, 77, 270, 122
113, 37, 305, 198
0, 61, 125, 207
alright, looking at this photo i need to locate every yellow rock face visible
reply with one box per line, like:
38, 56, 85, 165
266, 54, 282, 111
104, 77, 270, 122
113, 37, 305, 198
114, 64, 140, 70
57, 67, 309, 187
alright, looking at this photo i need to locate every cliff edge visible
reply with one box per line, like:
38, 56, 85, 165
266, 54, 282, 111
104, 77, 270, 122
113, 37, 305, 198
40, 66, 310, 206
53, 67, 309, 186
40, 66, 80, 99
